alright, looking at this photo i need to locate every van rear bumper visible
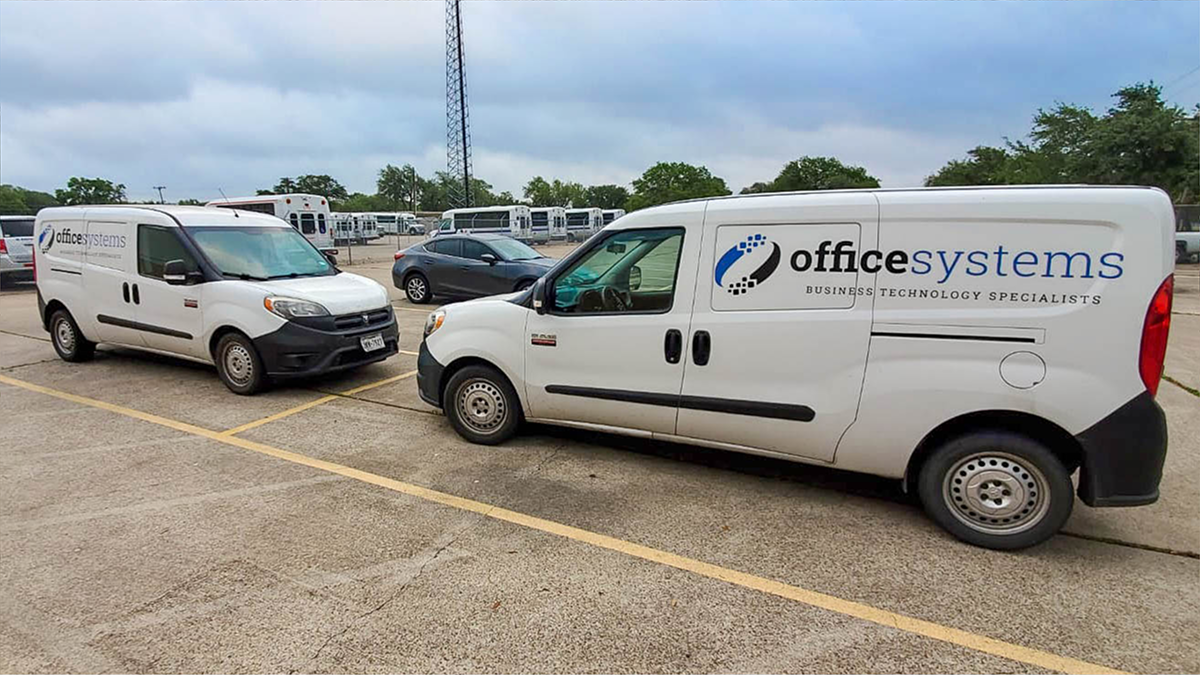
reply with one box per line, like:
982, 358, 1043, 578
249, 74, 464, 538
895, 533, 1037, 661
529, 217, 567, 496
1075, 391, 1167, 507
252, 316, 399, 379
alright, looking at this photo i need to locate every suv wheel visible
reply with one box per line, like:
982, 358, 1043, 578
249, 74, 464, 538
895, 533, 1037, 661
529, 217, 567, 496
49, 309, 95, 362
443, 364, 520, 445
215, 332, 268, 395
405, 273, 431, 304
918, 431, 1073, 550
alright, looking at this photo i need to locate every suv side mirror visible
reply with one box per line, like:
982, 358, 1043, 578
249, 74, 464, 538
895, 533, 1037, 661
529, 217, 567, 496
163, 259, 196, 286
533, 278, 548, 315
481, 253, 498, 265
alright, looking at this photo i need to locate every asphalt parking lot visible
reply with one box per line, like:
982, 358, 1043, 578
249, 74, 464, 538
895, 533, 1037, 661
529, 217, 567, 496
2, 244, 1198, 674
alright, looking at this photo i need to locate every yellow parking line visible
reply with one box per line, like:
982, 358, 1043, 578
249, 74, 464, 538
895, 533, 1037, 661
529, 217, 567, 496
400, 349, 419, 356
391, 305, 433, 314
218, 370, 418, 436
0, 371, 1127, 675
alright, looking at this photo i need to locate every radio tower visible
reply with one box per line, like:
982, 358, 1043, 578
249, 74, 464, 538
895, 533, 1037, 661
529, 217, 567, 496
445, 0, 472, 208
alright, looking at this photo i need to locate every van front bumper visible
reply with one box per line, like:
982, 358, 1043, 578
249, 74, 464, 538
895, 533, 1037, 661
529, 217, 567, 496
252, 314, 399, 379
416, 340, 445, 408
1075, 391, 1168, 507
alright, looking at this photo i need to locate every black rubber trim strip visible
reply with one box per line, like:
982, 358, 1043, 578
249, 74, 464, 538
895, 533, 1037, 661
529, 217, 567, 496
50, 268, 82, 275
97, 314, 193, 340
544, 385, 815, 422
871, 331, 1035, 344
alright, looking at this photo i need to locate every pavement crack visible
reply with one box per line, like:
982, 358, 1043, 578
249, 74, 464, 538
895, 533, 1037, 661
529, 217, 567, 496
1059, 531, 1200, 559
1, 356, 64, 371
0, 328, 50, 343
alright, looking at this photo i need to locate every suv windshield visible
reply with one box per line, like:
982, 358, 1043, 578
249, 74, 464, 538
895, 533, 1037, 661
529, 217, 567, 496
488, 237, 542, 261
186, 226, 335, 279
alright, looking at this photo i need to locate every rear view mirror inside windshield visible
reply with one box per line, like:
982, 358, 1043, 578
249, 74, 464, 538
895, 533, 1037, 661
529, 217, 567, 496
606, 242, 626, 254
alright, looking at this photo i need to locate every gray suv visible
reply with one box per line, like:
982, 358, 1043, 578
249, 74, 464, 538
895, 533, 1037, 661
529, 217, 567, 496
0, 216, 36, 287
392, 233, 556, 304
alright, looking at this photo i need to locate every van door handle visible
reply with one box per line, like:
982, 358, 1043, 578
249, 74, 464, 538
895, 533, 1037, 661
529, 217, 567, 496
692, 330, 711, 366
132, 283, 140, 305
122, 282, 130, 303
664, 329, 682, 364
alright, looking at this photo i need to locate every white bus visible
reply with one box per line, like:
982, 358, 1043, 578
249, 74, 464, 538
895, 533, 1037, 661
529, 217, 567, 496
434, 205, 532, 241
530, 207, 567, 243
371, 212, 422, 235
564, 207, 603, 241
206, 193, 334, 253
350, 213, 379, 240
331, 213, 371, 245
602, 209, 626, 226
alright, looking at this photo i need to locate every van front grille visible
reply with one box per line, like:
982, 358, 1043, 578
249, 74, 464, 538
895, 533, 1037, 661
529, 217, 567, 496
332, 308, 392, 331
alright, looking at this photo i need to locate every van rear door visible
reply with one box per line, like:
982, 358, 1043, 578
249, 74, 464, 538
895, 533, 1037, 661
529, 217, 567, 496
675, 193, 878, 462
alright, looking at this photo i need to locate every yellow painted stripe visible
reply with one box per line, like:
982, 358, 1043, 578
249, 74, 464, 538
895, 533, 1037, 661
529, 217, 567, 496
0, 371, 1127, 675
218, 370, 418, 436
400, 349, 420, 356
391, 305, 434, 314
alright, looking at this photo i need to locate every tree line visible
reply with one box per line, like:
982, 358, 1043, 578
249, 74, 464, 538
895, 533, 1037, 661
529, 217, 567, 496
2, 81, 1194, 218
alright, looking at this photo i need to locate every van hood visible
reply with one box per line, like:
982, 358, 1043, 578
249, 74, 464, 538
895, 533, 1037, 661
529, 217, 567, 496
247, 272, 389, 315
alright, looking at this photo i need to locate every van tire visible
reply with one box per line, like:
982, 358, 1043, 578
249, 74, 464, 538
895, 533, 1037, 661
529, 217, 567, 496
443, 364, 520, 445
49, 309, 95, 363
405, 273, 431, 304
918, 431, 1073, 550
214, 332, 269, 395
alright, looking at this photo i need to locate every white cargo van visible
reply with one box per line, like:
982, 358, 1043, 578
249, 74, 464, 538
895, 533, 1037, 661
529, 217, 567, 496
35, 205, 398, 394
414, 186, 1175, 550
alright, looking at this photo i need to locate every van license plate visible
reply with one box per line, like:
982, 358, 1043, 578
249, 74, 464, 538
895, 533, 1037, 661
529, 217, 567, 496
360, 334, 385, 352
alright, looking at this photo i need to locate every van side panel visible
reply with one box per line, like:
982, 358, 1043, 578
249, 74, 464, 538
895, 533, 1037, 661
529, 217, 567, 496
33, 216, 87, 331
834, 188, 1174, 479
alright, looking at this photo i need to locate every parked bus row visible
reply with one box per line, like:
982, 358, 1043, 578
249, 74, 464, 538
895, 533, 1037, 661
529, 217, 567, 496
433, 206, 625, 242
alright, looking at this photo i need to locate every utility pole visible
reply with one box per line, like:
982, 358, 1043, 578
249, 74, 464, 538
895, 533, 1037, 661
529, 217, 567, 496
445, 0, 472, 209
153, 186, 166, 204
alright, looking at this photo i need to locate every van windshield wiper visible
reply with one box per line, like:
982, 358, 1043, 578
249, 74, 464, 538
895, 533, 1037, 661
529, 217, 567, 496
265, 271, 330, 280
222, 271, 269, 281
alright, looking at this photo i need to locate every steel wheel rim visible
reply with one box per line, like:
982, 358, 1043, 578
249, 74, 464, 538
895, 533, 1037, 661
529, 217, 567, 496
943, 451, 1051, 535
407, 276, 427, 301
456, 379, 507, 434
54, 318, 75, 352
223, 343, 254, 385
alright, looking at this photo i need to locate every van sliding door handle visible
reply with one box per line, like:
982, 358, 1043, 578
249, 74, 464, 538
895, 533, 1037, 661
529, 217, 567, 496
664, 329, 682, 364
692, 330, 711, 366
122, 282, 130, 304
132, 284, 140, 305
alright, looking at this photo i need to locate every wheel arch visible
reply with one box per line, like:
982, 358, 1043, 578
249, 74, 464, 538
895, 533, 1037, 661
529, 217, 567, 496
904, 409, 1083, 494
42, 298, 69, 330
208, 325, 255, 360
438, 355, 522, 412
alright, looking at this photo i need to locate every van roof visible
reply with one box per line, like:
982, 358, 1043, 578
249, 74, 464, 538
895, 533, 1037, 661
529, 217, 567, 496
670, 184, 1165, 206
36, 204, 288, 227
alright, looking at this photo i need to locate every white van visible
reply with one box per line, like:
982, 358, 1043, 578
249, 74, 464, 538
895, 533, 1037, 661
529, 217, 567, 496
414, 186, 1175, 550
35, 205, 398, 394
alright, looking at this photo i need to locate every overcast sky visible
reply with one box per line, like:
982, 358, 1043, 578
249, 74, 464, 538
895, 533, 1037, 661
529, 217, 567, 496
1, 1, 1197, 203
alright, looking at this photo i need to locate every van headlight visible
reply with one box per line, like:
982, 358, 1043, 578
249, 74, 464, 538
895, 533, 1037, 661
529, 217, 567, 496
424, 310, 446, 337
263, 296, 330, 319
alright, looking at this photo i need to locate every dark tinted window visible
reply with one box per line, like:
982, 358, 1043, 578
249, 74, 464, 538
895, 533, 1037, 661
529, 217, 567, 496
462, 240, 493, 260
214, 202, 275, 216
300, 212, 316, 235
567, 212, 590, 228
138, 225, 198, 279
426, 239, 462, 257
289, 213, 299, 229
532, 212, 548, 226
0, 219, 35, 237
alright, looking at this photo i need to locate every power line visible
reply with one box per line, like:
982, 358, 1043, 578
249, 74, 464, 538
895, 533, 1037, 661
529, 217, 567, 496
1162, 64, 1200, 93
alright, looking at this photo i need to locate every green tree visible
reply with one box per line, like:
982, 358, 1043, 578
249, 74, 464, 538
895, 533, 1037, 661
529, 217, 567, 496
0, 185, 27, 215
626, 162, 730, 211
377, 164, 420, 211
334, 192, 394, 212
54, 177, 126, 205
522, 176, 585, 207
584, 184, 630, 210
177, 198, 205, 206
925, 146, 1015, 186
15, 187, 59, 213
523, 176, 554, 205
294, 175, 349, 202
746, 156, 880, 194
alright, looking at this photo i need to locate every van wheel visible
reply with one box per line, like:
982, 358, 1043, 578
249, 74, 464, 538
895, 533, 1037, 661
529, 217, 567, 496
405, 273, 431, 304
49, 309, 95, 362
215, 333, 268, 395
918, 431, 1073, 550
443, 365, 520, 445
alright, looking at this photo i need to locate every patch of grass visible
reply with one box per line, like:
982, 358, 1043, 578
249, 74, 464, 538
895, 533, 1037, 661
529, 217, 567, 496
1164, 374, 1200, 397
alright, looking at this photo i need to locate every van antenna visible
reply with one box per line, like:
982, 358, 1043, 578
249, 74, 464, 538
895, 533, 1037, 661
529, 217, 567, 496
217, 188, 239, 217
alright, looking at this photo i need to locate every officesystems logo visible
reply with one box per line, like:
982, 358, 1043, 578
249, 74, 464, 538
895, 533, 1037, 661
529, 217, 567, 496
37, 223, 54, 254
714, 234, 782, 295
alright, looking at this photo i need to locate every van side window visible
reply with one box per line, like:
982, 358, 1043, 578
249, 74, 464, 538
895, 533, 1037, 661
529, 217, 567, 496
552, 228, 684, 314
138, 225, 198, 280
299, 213, 316, 235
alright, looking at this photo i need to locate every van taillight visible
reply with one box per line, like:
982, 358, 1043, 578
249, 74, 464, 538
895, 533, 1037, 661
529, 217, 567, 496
1139, 274, 1173, 397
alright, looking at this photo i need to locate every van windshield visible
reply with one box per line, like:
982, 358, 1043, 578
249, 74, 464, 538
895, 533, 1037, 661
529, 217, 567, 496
186, 226, 335, 279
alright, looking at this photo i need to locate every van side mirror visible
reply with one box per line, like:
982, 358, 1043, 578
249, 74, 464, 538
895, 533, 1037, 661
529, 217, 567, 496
481, 253, 498, 265
533, 278, 548, 315
629, 265, 642, 291
163, 259, 196, 286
